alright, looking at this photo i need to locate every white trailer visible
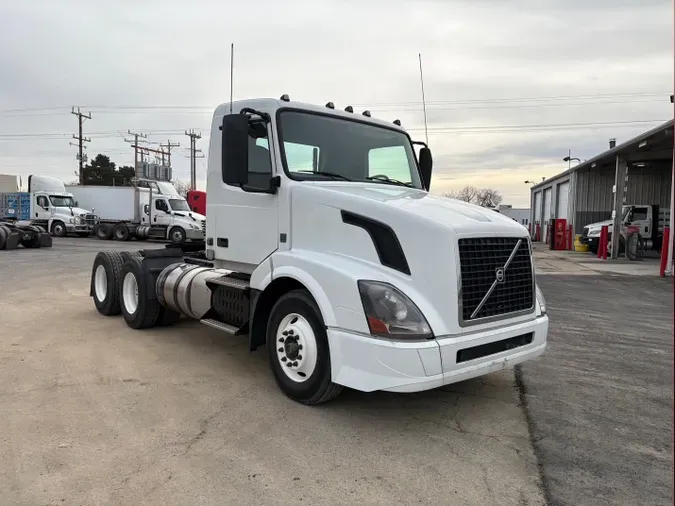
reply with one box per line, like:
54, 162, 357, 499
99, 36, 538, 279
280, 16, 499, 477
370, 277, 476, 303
88, 96, 549, 405
66, 181, 205, 244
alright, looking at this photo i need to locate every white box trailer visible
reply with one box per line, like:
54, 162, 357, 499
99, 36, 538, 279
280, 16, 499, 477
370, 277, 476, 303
66, 183, 206, 244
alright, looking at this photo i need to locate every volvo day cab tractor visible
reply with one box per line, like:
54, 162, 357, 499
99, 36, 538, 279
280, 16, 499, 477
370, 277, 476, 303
89, 96, 549, 405
67, 181, 206, 244
0, 175, 97, 237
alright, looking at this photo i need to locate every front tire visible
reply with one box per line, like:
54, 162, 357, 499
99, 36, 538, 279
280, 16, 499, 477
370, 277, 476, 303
266, 290, 343, 405
51, 221, 67, 237
169, 226, 186, 245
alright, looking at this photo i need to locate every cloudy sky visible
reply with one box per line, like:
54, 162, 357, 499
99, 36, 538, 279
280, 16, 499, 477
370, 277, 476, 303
0, 0, 672, 206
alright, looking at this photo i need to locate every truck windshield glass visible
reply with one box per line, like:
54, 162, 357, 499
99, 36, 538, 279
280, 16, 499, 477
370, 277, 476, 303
50, 196, 75, 207
278, 111, 423, 188
169, 199, 190, 212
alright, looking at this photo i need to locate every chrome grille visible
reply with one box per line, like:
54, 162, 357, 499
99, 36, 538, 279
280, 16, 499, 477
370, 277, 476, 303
201, 219, 206, 233
458, 237, 534, 324
85, 214, 98, 226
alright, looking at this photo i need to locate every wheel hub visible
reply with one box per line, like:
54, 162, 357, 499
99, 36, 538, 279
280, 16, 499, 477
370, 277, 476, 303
275, 313, 317, 383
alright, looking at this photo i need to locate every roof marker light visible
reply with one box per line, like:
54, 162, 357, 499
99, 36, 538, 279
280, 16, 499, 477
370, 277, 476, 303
345, 105, 353, 113
393, 119, 401, 126
326, 102, 335, 109
280, 94, 290, 102
363, 110, 371, 117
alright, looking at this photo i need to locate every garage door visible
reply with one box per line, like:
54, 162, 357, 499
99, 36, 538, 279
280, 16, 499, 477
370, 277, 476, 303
533, 192, 542, 240
557, 181, 569, 219
542, 188, 552, 243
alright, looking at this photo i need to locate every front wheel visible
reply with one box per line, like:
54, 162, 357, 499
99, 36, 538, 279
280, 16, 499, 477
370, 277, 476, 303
169, 226, 186, 245
266, 290, 343, 405
51, 221, 67, 237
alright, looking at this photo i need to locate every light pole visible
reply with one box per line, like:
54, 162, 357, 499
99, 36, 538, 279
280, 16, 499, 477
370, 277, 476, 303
563, 150, 581, 170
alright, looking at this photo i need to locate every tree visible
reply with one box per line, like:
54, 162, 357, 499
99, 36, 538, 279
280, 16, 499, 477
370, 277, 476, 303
443, 185, 503, 208
443, 186, 478, 203
80, 154, 136, 186
475, 188, 503, 208
173, 180, 190, 197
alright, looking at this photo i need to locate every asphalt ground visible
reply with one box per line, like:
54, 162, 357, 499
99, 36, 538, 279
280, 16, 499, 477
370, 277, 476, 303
1, 238, 672, 505
1, 238, 544, 506
524, 273, 673, 506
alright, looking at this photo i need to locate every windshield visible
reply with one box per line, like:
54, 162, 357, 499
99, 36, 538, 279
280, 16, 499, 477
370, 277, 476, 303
621, 205, 631, 221
50, 195, 75, 207
277, 111, 423, 189
169, 199, 190, 212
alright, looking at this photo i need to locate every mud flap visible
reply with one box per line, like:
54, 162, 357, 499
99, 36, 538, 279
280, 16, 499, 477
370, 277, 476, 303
5, 232, 21, 250
38, 233, 52, 248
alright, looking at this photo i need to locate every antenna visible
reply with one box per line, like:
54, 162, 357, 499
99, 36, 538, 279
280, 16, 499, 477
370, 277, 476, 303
418, 53, 429, 145
229, 43, 234, 114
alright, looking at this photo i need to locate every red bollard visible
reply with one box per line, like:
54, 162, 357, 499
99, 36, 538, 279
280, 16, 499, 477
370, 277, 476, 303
660, 227, 670, 277
601, 225, 609, 260
567, 225, 573, 250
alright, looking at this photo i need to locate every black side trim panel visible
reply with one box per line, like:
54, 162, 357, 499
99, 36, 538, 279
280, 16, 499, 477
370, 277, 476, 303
341, 210, 411, 275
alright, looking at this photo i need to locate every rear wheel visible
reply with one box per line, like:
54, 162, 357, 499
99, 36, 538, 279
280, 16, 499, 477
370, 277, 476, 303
119, 259, 163, 329
96, 224, 114, 240
266, 290, 343, 405
91, 251, 124, 315
114, 223, 130, 241
0, 227, 7, 250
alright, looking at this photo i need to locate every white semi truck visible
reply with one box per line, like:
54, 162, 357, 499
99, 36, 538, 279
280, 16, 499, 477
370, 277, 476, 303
0, 174, 97, 237
88, 96, 549, 405
67, 181, 206, 245
580, 204, 670, 254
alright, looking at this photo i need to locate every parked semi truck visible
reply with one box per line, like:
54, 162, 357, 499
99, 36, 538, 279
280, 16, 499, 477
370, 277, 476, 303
580, 204, 670, 254
187, 189, 206, 215
89, 96, 549, 405
0, 220, 53, 250
0, 175, 97, 237
67, 181, 206, 245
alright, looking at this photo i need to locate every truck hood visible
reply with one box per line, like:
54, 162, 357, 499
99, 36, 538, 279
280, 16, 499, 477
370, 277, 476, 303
175, 211, 205, 222
584, 219, 613, 231
53, 206, 95, 216
307, 183, 528, 236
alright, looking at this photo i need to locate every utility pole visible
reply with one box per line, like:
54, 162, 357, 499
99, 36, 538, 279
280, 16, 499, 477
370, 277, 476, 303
185, 130, 202, 190
71, 107, 91, 184
124, 130, 148, 178
160, 139, 181, 168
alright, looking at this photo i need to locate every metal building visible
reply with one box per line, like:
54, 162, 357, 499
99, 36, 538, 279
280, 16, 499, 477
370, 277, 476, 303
529, 120, 673, 264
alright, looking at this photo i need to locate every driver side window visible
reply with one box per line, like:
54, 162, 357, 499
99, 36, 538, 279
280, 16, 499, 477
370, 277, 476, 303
37, 196, 49, 208
155, 199, 168, 212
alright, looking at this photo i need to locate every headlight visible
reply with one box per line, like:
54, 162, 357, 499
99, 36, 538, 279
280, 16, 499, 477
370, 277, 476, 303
536, 284, 546, 315
75, 217, 83, 225
357, 280, 433, 339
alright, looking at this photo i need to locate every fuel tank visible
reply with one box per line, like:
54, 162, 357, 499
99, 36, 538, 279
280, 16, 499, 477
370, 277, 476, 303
156, 263, 230, 319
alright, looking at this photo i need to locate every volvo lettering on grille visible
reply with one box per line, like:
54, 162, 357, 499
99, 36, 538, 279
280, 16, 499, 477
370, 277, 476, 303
470, 239, 522, 319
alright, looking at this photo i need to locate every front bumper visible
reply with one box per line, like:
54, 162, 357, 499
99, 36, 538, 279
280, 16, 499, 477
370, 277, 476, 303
580, 236, 598, 248
327, 316, 548, 393
66, 224, 95, 233
185, 228, 205, 240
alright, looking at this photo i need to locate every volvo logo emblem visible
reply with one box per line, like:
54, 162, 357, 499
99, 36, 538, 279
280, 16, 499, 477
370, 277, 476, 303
495, 268, 505, 283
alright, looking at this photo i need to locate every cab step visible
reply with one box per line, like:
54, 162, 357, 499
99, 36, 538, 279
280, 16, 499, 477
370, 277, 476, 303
207, 276, 250, 290
200, 318, 239, 334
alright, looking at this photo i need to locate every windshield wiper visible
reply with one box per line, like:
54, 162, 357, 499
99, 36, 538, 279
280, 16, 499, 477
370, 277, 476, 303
297, 170, 352, 181
365, 175, 414, 187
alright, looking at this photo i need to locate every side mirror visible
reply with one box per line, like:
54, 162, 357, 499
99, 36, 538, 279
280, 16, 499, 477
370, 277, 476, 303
75, 201, 79, 207
418, 147, 433, 191
221, 114, 250, 186
144, 204, 149, 214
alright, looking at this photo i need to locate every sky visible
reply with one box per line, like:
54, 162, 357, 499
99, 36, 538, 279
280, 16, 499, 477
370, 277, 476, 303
0, 0, 672, 207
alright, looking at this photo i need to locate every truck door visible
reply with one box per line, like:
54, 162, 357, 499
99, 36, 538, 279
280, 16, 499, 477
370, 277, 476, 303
34, 194, 52, 221
628, 206, 650, 236
213, 122, 279, 270
153, 198, 172, 227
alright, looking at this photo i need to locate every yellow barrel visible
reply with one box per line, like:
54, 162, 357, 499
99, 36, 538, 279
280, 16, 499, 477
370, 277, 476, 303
574, 234, 589, 252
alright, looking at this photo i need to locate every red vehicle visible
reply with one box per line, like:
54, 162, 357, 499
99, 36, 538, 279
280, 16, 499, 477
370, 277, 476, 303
187, 190, 206, 215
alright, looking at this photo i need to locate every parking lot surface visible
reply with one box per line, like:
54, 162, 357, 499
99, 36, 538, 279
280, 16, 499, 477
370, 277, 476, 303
0, 238, 545, 506
528, 273, 673, 506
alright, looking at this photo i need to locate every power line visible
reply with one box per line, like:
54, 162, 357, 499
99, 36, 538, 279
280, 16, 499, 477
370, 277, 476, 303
71, 106, 91, 184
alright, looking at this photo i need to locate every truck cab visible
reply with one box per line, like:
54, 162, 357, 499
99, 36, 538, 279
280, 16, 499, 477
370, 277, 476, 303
139, 182, 205, 243
89, 96, 548, 404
